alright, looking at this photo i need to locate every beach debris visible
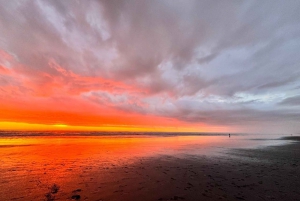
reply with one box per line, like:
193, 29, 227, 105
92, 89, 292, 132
45, 192, 55, 201
45, 183, 60, 201
50, 184, 60, 194
71, 194, 81, 200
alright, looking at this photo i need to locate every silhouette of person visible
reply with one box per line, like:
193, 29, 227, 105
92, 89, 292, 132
229, 133, 231, 138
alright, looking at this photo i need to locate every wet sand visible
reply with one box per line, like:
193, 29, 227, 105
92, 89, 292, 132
0, 136, 299, 201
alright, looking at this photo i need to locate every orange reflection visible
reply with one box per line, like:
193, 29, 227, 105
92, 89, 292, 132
0, 135, 225, 200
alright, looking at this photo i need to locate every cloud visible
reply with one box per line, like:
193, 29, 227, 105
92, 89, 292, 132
280, 95, 300, 106
0, 0, 300, 133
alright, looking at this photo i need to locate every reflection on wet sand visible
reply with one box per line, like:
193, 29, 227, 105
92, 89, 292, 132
0, 134, 292, 200
0, 136, 220, 200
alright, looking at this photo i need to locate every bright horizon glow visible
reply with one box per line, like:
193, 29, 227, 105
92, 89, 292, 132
0, 121, 231, 133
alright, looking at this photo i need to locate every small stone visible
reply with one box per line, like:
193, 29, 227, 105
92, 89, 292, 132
71, 195, 81, 200
45, 192, 55, 201
50, 184, 59, 194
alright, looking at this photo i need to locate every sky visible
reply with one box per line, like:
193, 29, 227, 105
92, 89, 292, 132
0, 0, 300, 133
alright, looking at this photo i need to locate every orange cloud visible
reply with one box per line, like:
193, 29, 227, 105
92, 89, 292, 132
0, 48, 229, 133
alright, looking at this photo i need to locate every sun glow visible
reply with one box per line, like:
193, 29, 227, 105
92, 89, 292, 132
53, 124, 68, 128
0, 121, 230, 133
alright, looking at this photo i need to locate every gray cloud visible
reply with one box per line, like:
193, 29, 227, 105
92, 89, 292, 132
280, 95, 300, 106
0, 0, 300, 133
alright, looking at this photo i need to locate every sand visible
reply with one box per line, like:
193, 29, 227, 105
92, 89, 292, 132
1, 136, 299, 201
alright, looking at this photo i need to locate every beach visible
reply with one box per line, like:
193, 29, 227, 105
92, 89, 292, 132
1, 1, 300, 201
0, 134, 299, 201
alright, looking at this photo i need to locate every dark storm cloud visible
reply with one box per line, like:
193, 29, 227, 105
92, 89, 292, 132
0, 0, 300, 133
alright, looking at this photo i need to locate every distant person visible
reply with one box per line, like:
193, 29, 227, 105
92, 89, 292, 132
229, 133, 230, 138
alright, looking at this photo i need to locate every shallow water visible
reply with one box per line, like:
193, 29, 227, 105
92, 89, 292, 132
0, 132, 294, 200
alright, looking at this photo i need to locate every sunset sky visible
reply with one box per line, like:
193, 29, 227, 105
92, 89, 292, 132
0, 1, 300, 133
